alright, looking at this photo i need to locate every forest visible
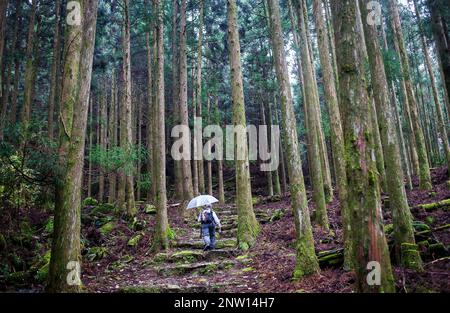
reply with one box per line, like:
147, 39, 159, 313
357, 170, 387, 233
0, 0, 449, 294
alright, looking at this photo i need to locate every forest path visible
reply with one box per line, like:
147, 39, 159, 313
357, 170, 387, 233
117, 204, 273, 293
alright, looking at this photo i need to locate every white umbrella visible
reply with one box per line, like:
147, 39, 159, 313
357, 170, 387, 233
186, 195, 219, 209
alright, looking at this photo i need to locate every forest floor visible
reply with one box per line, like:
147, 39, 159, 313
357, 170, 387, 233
0, 167, 449, 293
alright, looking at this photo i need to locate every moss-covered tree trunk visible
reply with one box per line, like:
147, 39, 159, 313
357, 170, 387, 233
294, 0, 329, 231
267, 99, 281, 196
206, 96, 213, 196
152, 0, 170, 250
227, 0, 259, 251
331, 0, 395, 293
267, 0, 319, 279
389, 0, 432, 190
312, 0, 351, 267
145, 22, 154, 204
360, 0, 423, 271
179, 0, 194, 201
48, 0, 98, 292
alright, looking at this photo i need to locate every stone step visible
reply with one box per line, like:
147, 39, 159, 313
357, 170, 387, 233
174, 238, 237, 250
119, 281, 239, 293
156, 260, 236, 276
153, 248, 239, 264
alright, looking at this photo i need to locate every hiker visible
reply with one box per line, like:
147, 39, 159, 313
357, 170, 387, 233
198, 204, 222, 251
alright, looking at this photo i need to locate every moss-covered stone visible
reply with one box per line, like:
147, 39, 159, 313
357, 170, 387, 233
99, 221, 116, 235
83, 197, 99, 207
144, 204, 157, 214
127, 234, 142, 247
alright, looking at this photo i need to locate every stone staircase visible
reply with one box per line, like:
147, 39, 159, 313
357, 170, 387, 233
119, 206, 271, 293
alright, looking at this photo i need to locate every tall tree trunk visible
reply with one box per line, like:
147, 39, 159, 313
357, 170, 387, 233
413, 0, 450, 169
119, 0, 136, 216
331, 0, 395, 292
178, 0, 194, 201
312, 0, 351, 268
227, 0, 259, 251
88, 98, 93, 198
267, 0, 319, 278
360, 0, 423, 270
48, 0, 98, 292
267, 99, 281, 196
389, 0, 432, 190
171, 0, 183, 200
145, 26, 154, 203
20, 0, 38, 129
47, 0, 61, 140
0, 0, 21, 139
196, 0, 205, 195
214, 97, 225, 204
152, 0, 169, 250
260, 101, 274, 197
428, 0, 450, 116
0, 0, 7, 102
98, 80, 107, 203
108, 70, 117, 203
192, 66, 199, 196
206, 96, 213, 196
294, 0, 329, 231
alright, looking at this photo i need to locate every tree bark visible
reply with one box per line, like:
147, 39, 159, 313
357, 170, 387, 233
118, 0, 136, 216
47, 0, 61, 140
413, 0, 450, 169
312, 0, 351, 267
48, 0, 98, 292
389, 0, 432, 190
196, 0, 205, 195
294, 0, 329, 231
108, 70, 117, 203
360, 0, 423, 271
267, 0, 319, 279
331, 0, 395, 292
178, 0, 194, 201
227, 0, 259, 251
152, 0, 169, 250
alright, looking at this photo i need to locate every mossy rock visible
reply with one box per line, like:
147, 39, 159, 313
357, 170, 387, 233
241, 267, 255, 273
127, 234, 143, 247
171, 250, 204, 263
269, 209, 284, 222
153, 252, 170, 264
412, 221, 431, 232
144, 204, 157, 214
83, 197, 99, 207
92, 203, 116, 215
100, 221, 116, 235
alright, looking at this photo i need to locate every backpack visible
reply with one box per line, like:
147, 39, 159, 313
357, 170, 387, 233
201, 210, 214, 225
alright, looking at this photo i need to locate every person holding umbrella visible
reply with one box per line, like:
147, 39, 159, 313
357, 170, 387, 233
186, 195, 222, 251
197, 203, 222, 251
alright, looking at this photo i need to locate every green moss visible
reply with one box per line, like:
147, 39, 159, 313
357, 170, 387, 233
412, 221, 430, 232
83, 197, 98, 206
424, 216, 435, 225
166, 226, 176, 241
269, 209, 284, 222
100, 221, 116, 235
127, 234, 142, 247
86, 246, 109, 261
119, 286, 161, 293
7, 271, 29, 284
144, 204, 157, 214
384, 223, 394, 235
241, 267, 255, 272
43, 217, 54, 234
